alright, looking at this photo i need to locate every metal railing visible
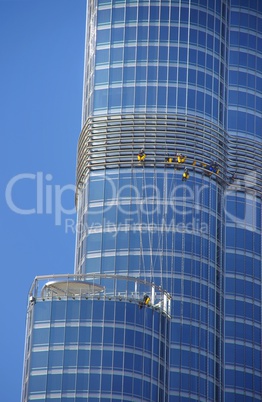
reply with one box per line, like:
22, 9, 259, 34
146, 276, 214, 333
76, 113, 228, 187
29, 273, 172, 317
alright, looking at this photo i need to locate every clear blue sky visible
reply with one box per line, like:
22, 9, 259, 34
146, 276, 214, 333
0, 1, 86, 400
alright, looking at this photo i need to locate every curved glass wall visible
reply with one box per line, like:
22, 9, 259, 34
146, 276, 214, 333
22, 275, 171, 402
82, 0, 228, 125
76, 168, 220, 285
224, 2, 262, 400
74, 165, 224, 400
228, 1, 262, 139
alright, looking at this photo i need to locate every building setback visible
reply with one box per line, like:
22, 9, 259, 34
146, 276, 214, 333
22, 1, 262, 401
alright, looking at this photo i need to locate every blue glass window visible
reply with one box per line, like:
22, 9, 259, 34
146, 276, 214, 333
160, 26, 168, 42
89, 373, 100, 391
136, 66, 146, 82
110, 69, 123, 88
138, 25, 148, 41
124, 46, 136, 63
96, 49, 110, 65
47, 373, 62, 392
159, 46, 168, 61
150, 5, 159, 21
92, 301, 104, 321
31, 351, 48, 368
65, 325, 78, 344
108, 87, 122, 108
97, 28, 110, 44
104, 326, 114, 344
90, 350, 101, 367
126, 6, 137, 22
97, 9, 111, 25
50, 326, 64, 344
87, 233, 102, 252
157, 86, 167, 107
112, 7, 124, 23
34, 301, 51, 322
79, 326, 91, 344
101, 374, 111, 391
149, 25, 159, 41
138, 6, 148, 21
95, 68, 109, 85
33, 327, 50, 345
110, 47, 123, 63
123, 66, 135, 82
170, 6, 179, 23
125, 27, 137, 42
92, 326, 102, 344
112, 27, 124, 43
64, 349, 77, 368
102, 350, 113, 368
148, 45, 158, 61
180, 27, 188, 43
170, 26, 178, 42
113, 351, 123, 369
125, 328, 134, 347
66, 301, 80, 321
49, 349, 63, 367
135, 86, 146, 106
94, 88, 108, 110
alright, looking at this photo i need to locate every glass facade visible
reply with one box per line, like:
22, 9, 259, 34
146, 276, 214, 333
27, 299, 168, 401
225, 1, 262, 400
83, 0, 228, 123
22, 1, 262, 401
22, 275, 171, 401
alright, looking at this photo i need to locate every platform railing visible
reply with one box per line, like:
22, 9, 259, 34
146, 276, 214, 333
29, 273, 172, 317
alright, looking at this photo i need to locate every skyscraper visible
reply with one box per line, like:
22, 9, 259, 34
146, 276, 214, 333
22, 1, 261, 401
